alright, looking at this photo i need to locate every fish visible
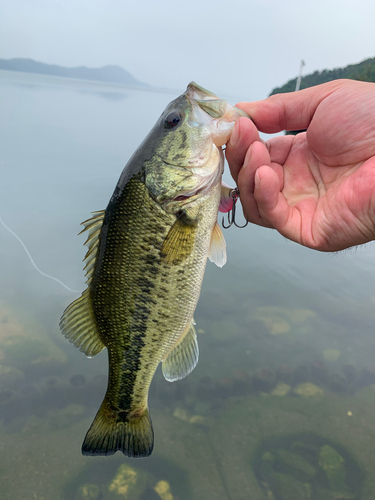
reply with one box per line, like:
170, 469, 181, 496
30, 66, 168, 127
60, 82, 248, 458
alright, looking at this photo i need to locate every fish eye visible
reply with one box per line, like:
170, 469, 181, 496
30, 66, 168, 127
164, 112, 182, 130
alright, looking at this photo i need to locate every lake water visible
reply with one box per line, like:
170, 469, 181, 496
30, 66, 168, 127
1, 70, 375, 500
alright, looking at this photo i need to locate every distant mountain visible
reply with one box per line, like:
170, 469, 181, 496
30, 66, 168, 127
270, 56, 375, 95
0, 58, 149, 87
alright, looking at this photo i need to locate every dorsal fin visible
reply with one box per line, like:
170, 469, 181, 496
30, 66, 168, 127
79, 210, 105, 284
59, 210, 106, 358
60, 289, 105, 357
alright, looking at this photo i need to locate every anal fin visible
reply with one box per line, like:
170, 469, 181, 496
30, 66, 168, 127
162, 321, 199, 382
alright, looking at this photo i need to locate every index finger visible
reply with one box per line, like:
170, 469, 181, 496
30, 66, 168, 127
225, 117, 260, 184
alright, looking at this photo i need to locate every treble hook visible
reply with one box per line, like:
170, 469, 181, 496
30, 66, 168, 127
222, 187, 249, 229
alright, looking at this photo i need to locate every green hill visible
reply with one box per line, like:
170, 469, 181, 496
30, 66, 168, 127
270, 56, 375, 95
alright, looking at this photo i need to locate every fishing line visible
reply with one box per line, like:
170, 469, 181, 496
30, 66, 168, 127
0, 215, 81, 294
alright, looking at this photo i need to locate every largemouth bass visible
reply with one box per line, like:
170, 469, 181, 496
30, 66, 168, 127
60, 82, 247, 458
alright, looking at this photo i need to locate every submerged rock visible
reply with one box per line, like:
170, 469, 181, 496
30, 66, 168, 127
251, 306, 315, 336
293, 365, 310, 385
276, 449, 316, 477
154, 480, 174, 500
107, 464, 148, 498
75, 483, 100, 500
49, 404, 85, 429
173, 407, 190, 422
318, 444, 354, 496
271, 382, 291, 396
273, 472, 313, 499
232, 369, 251, 395
358, 365, 375, 388
342, 364, 357, 385
310, 360, 328, 385
276, 364, 294, 385
323, 349, 341, 362
215, 377, 234, 398
252, 368, 275, 393
293, 383, 324, 397
196, 375, 215, 401
0, 303, 67, 379
328, 373, 348, 393
251, 431, 361, 500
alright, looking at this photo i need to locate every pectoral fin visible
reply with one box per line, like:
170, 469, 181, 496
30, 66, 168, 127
161, 215, 197, 265
208, 222, 227, 268
162, 321, 199, 382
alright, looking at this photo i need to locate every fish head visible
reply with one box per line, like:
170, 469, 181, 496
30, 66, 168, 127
144, 82, 249, 206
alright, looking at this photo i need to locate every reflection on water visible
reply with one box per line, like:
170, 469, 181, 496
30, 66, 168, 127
1, 70, 375, 499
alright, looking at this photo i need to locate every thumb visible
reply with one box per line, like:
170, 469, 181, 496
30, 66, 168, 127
236, 80, 354, 134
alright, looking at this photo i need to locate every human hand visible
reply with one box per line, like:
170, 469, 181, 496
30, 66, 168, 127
226, 79, 375, 251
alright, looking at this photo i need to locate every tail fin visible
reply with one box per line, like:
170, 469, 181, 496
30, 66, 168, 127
81, 406, 154, 458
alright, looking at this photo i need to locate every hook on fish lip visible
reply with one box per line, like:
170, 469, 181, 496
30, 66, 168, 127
222, 187, 249, 229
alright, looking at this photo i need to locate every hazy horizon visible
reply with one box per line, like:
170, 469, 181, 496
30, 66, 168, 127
1, 0, 375, 102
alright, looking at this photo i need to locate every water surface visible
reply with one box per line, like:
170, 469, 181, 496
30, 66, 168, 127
1, 70, 375, 500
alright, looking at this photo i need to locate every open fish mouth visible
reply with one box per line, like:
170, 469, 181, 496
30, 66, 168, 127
186, 82, 228, 118
186, 81, 249, 147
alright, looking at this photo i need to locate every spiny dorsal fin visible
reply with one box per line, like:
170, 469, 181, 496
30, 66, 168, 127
161, 215, 197, 265
59, 288, 105, 357
79, 210, 105, 284
162, 320, 199, 382
208, 221, 227, 268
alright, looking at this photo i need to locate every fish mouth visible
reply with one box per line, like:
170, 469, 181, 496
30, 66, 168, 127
186, 82, 227, 119
186, 81, 220, 101
186, 81, 249, 146
186, 81, 248, 118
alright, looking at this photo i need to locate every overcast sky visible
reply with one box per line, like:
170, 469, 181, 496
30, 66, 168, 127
1, 0, 374, 101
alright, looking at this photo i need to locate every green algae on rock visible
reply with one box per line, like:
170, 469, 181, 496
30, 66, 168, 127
251, 306, 316, 336
293, 383, 324, 397
254, 434, 360, 499
271, 382, 291, 396
0, 303, 67, 377
75, 483, 100, 500
323, 349, 341, 362
318, 445, 349, 493
107, 464, 149, 498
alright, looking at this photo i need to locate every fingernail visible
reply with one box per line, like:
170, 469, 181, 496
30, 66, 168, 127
229, 122, 240, 146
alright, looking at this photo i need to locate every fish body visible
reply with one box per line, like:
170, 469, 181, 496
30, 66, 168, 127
60, 83, 247, 457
